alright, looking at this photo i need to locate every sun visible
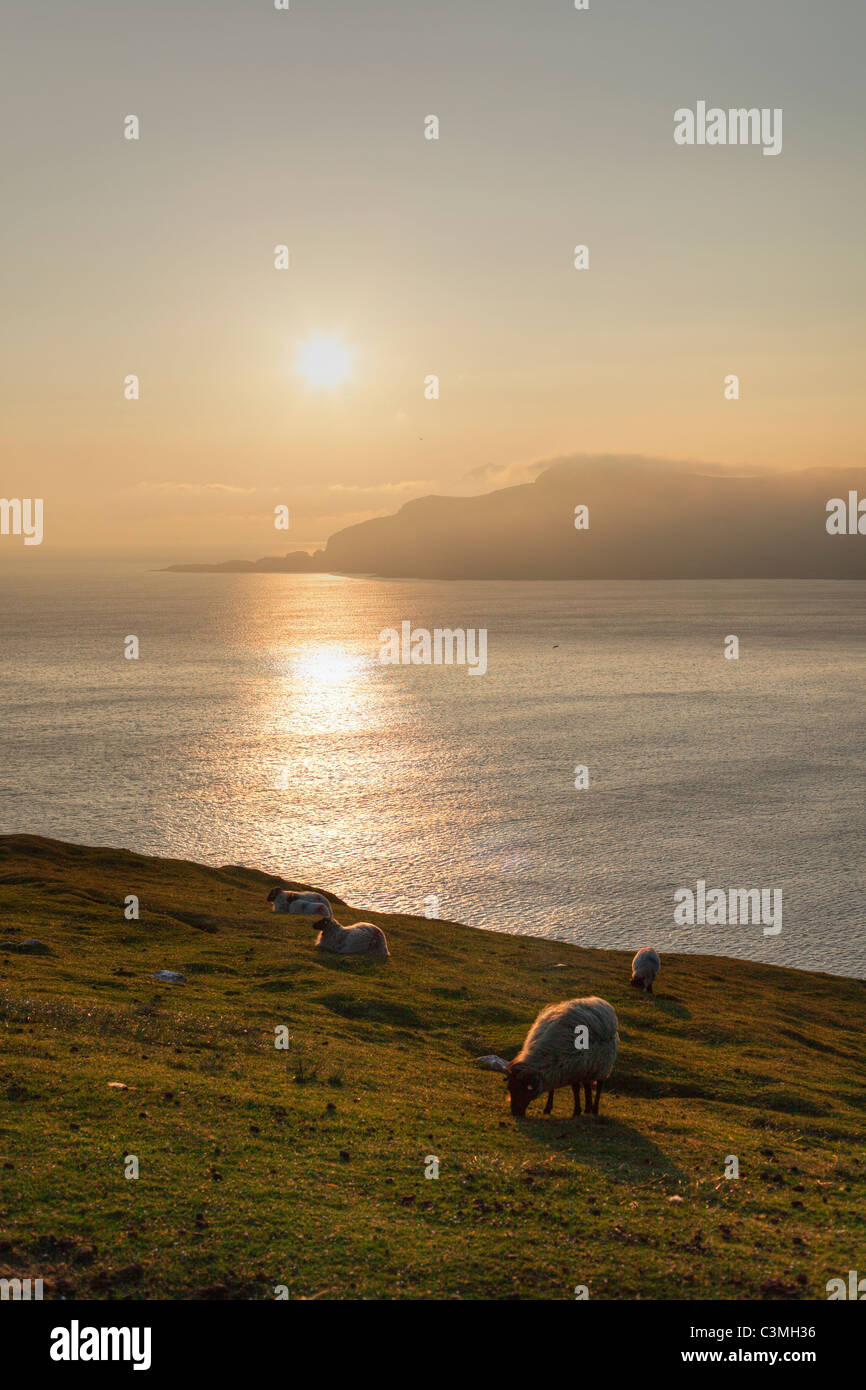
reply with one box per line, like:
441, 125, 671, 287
296, 335, 352, 389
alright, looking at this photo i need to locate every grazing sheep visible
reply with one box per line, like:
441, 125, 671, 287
476, 996, 619, 1118
314, 916, 390, 961
267, 887, 333, 918
630, 946, 660, 993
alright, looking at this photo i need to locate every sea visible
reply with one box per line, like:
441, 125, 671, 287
1, 565, 864, 978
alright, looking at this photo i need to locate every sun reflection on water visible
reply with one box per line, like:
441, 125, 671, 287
277, 643, 384, 737
286, 645, 366, 684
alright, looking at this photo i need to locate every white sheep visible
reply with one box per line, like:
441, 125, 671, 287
630, 946, 660, 993
267, 887, 333, 918
476, 996, 619, 1117
314, 916, 390, 961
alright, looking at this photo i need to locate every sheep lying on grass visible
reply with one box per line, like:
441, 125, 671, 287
630, 946, 660, 993
267, 886, 390, 960
267, 887, 333, 918
477, 996, 619, 1117
314, 916, 390, 961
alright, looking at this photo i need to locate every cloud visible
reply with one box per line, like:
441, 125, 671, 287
286, 479, 438, 519
324, 480, 436, 496
457, 458, 548, 491
499, 450, 778, 481
122, 482, 256, 497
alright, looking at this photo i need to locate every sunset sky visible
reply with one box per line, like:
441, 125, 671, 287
4, 0, 865, 559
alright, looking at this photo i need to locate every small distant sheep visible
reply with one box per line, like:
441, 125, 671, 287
314, 916, 390, 962
630, 946, 660, 993
476, 996, 619, 1117
267, 887, 333, 918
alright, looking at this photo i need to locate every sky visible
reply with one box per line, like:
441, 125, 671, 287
3, 0, 865, 560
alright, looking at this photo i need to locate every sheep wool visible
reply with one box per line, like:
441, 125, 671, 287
630, 947, 660, 992
315, 918, 390, 961
268, 888, 333, 919
513, 997, 619, 1094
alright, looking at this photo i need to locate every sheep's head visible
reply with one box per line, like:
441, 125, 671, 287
505, 1063, 542, 1117
475, 1055, 540, 1117
629, 973, 641, 989
266, 887, 282, 903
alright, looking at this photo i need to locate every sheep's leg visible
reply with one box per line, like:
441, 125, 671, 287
571, 1083, 581, 1117
647, 982, 653, 994
583, 1082, 592, 1114
593, 1081, 603, 1115
543, 1090, 554, 1115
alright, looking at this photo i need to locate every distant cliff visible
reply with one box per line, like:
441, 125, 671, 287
165, 550, 323, 574
163, 458, 866, 579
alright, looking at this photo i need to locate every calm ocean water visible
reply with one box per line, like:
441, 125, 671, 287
1, 566, 864, 977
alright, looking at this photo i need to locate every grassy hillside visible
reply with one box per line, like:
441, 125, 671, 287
0, 834, 863, 1301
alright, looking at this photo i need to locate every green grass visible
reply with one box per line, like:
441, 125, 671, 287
0, 833, 863, 1301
